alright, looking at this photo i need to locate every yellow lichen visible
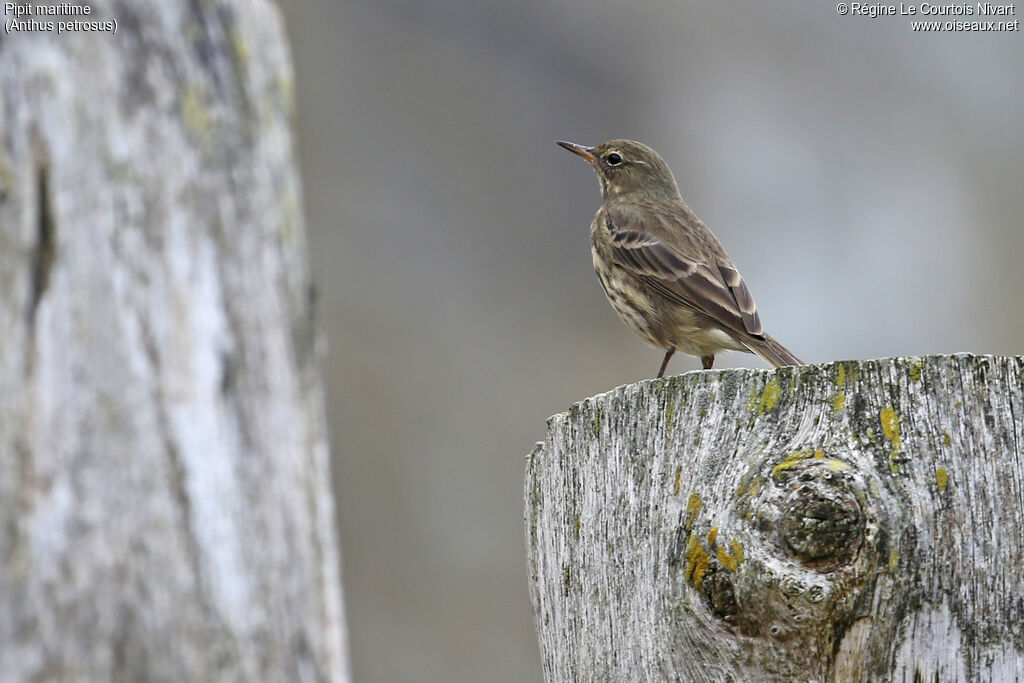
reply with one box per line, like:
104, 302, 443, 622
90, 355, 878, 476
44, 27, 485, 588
825, 458, 851, 472
772, 448, 814, 478
673, 466, 682, 496
936, 467, 948, 492
748, 479, 761, 497
880, 406, 903, 473
888, 548, 899, 573
833, 392, 846, 412
757, 379, 781, 415
716, 539, 744, 572
942, 429, 951, 447
909, 363, 923, 381
716, 545, 737, 572
837, 364, 846, 388
880, 406, 902, 450
731, 540, 744, 565
685, 533, 711, 586
707, 527, 719, 546
684, 493, 701, 530
735, 482, 747, 498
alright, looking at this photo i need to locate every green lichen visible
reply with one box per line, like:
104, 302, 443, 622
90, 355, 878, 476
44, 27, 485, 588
280, 189, 299, 246
757, 379, 781, 415
833, 392, 846, 412
591, 409, 601, 438
909, 363, 923, 381
278, 73, 296, 119
936, 467, 948, 492
673, 466, 682, 496
181, 84, 211, 136
230, 29, 249, 72
837, 364, 846, 388
888, 548, 899, 573
664, 400, 676, 433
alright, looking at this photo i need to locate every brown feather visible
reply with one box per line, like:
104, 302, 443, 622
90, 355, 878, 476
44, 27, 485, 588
605, 201, 764, 339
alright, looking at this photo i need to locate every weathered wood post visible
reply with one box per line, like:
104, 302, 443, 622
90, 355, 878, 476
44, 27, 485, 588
0, 2, 349, 680
526, 355, 1024, 682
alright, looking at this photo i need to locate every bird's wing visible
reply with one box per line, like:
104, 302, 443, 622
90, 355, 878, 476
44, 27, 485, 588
604, 206, 764, 338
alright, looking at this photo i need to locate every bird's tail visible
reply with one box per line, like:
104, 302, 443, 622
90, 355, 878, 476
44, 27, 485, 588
747, 333, 805, 368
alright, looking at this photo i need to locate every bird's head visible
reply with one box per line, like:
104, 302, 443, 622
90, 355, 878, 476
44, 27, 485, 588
557, 139, 680, 201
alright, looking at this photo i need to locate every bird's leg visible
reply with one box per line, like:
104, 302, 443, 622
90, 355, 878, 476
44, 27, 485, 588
701, 355, 715, 370
657, 347, 676, 378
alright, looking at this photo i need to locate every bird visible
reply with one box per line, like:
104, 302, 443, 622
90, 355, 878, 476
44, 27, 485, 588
557, 139, 804, 378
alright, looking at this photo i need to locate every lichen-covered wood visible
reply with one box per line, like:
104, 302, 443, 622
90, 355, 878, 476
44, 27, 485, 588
0, 2, 349, 681
526, 355, 1024, 682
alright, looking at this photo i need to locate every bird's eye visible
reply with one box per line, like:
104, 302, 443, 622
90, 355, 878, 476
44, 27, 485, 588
606, 153, 622, 166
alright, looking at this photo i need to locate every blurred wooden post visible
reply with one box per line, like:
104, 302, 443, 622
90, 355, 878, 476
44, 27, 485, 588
0, 2, 349, 681
526, 355, 1024, 682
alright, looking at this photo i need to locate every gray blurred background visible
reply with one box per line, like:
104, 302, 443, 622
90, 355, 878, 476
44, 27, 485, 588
274, 2, 1024, 681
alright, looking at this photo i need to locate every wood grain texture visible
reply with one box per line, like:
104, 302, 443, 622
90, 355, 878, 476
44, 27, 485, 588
0, 2, 349, 681
526, 355, 1024, 682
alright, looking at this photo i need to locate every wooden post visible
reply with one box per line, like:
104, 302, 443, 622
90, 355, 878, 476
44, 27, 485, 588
0, 2, 349, 680
526, 355, 1024, 682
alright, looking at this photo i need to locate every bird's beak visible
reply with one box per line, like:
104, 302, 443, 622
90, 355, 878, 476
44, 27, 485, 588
557, 140, 598, 164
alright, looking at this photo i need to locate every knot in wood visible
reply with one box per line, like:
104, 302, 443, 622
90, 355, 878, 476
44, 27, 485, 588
780, 473, 864, 570
701, 567, 738, 620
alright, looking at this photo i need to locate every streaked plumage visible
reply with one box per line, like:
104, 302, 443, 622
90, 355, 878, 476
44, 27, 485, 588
557, 139, 804, 377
